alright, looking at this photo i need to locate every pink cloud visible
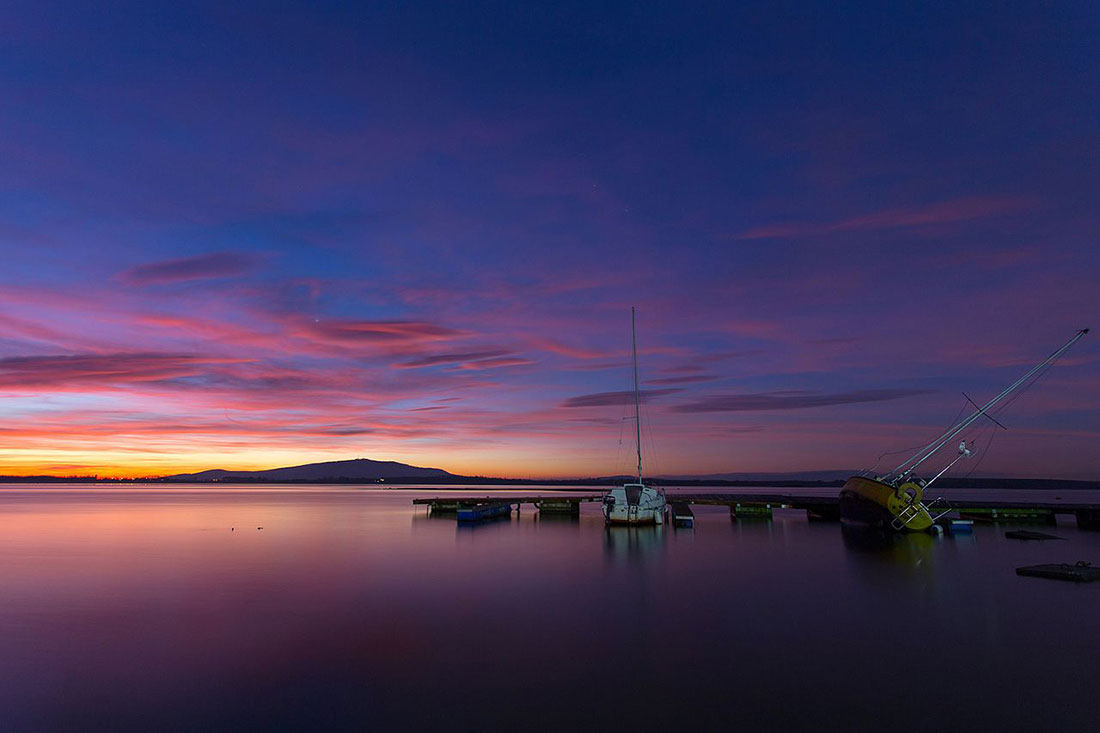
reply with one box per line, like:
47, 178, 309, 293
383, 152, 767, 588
526, 337, 608, 359
295, 319, 465, 345
120, 252, 262, 285
393, 350, 511, 369
645, 374, 719, 385
671, 388, 931, 413
450, 356, 535, 371
735, 195, 1036, 240
0, 312, 92, 349
562, 388, 683, 408
0, 353, 249, 389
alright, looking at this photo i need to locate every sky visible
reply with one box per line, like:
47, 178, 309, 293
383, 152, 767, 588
1, 1, 1098, 479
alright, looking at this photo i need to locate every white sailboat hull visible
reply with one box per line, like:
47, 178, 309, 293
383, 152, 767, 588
602, 484, 666, 525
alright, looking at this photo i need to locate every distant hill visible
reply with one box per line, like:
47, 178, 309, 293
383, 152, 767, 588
167, 458, 457, 482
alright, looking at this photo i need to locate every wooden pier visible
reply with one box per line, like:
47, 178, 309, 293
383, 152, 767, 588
412, 492, 1100, 530
414, 494, 602, 519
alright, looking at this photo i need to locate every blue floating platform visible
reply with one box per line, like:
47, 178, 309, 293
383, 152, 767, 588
671, 502, 695, 528
949, 519, 974, 534
456, 503, 513, 522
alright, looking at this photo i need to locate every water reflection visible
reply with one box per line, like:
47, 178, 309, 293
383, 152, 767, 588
603, 524, 667, 563
1, 487, 1097, 731
411, 507, 452, 523
454, 514, 513, 531
841, 523, 938, 571
729, 515, 777, 541
533, 511, 581, 523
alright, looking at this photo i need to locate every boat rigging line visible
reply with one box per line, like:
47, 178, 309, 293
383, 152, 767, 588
883, 328, 1089, 486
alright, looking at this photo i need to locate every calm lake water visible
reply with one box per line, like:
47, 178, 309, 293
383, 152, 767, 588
1, 484, 1098, 731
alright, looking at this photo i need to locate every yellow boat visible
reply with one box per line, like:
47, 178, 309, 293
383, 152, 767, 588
839, 475, 937, 532
839, 329, 1089, 533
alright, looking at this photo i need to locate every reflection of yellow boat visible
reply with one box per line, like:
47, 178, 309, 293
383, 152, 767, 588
840, 524, 936, 572
839, 329, 1089, 533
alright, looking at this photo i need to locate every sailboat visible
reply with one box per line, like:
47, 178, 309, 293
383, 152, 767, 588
839, 328, 1089, 532
602, 307, 668, 525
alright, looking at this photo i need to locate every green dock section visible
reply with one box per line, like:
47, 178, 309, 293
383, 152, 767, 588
732, 502, 773, 519
958, 507, 1056, 524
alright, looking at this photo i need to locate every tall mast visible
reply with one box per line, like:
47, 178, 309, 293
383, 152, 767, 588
886, 328, 1089, 482
632, 306, 642, 483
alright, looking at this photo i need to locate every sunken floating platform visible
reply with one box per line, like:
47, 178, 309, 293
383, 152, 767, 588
1005, 529, 1064, 541
1016, 562, 1100, 582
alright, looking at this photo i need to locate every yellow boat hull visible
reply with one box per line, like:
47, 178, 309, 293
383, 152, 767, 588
838, 476, 933, 532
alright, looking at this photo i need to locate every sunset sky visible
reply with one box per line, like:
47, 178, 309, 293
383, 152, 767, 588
1, 2, 1098, 479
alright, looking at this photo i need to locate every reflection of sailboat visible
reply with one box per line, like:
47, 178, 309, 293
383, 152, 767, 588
603, 525, 666, 562
602, 308, 667, 525
840, 329, 1089, 532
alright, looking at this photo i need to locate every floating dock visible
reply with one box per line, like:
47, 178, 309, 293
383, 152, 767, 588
671, 502, 694, 528
944, 519, 974, 535
667, 493, 1100, 530
958, 507, 1055, 525
456, 502, 514, 522
412, 492, 1100, 530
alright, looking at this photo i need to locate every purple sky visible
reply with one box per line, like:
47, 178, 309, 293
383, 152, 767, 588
1, 1, 1098, 478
